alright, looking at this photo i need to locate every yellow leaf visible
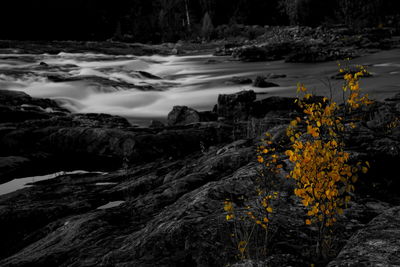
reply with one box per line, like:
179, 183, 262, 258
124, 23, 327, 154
362, 167, 368, 174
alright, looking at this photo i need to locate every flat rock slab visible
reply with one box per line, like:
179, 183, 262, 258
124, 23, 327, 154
328, 206, 400, 267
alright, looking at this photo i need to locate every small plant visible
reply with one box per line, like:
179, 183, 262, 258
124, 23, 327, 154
224, 63, 372, 263
285, 64, 371, 258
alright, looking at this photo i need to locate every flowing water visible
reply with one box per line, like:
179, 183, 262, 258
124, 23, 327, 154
1, 49, 400, 125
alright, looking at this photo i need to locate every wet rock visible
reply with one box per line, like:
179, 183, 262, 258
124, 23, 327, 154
385, 92, 400, 102
225, 76, 253, 85
331, 70, 373, 80
0, 90, 66, 112
167, 106, 201, 126
217, 90, 256, 121
266, 73, 287, 79
138, 71, 162, 80
328, 206, 400, 267
253, 76, 279, 88
0, 90, 68, 123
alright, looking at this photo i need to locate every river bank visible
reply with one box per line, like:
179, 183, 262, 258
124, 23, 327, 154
0, 84, 399, 265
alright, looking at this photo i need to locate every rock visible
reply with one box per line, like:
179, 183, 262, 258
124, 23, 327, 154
167, 106, 201, 126
0, 90, 66, 112
0, 141, 256, 267
328, 206, 400, 267
0, 90, 68, 123
0, 122, 234, 172
0, 156, 31, 182
171, 48, 180, 55
286, 45, 355, 63
217, 90, 256, 121
138, 71, 162, 80
1, 81, 400, 267
149, 120, 165, 128
331, 70, 373, 80
198, 111, 218, 122
39, 61, 48, 67
266, 73, 287, 79
250, 96, 298, 118
253, 76, 279, 88
70, 113, 131, 128
225, 76, 253, 85
385, 92, 400, 102
232, 43, 293, 62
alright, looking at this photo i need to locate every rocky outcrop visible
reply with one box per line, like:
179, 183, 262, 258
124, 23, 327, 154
217, 25, 400, 62
0, 89, 68, 123
0, 91, 232, 181
0, 90, 400, 267
167, 106, 218, 126
328, 206, 400, 267
0, 140, 256, 266
216, 90, 257, 121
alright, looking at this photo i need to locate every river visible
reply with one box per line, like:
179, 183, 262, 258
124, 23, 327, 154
1, 49, 400, 125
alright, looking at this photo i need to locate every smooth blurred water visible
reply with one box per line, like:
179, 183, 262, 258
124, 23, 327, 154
1, 49, 400, 125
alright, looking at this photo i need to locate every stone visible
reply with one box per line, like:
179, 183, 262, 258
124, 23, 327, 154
225, 76, 253, 85
167, 106, 201, 126
328, 206, 400, 267
252, 76, 279, 88
217, 90, 256, 121
266, 73, 287, 79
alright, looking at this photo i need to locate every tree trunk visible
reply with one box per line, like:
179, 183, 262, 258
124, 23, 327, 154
185, 0, 191, 30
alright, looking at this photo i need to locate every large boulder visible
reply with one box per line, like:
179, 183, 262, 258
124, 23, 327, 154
167, 106, 201, 126
328, 206, 400, 267
217, 90, 256, 121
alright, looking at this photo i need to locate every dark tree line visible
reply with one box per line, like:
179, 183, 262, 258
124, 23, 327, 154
0, 0, 399, 43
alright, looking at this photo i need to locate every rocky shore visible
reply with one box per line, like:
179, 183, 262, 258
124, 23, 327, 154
0, 88, 399, 266
2, 25, 400, 60
215, 26, 400, 63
